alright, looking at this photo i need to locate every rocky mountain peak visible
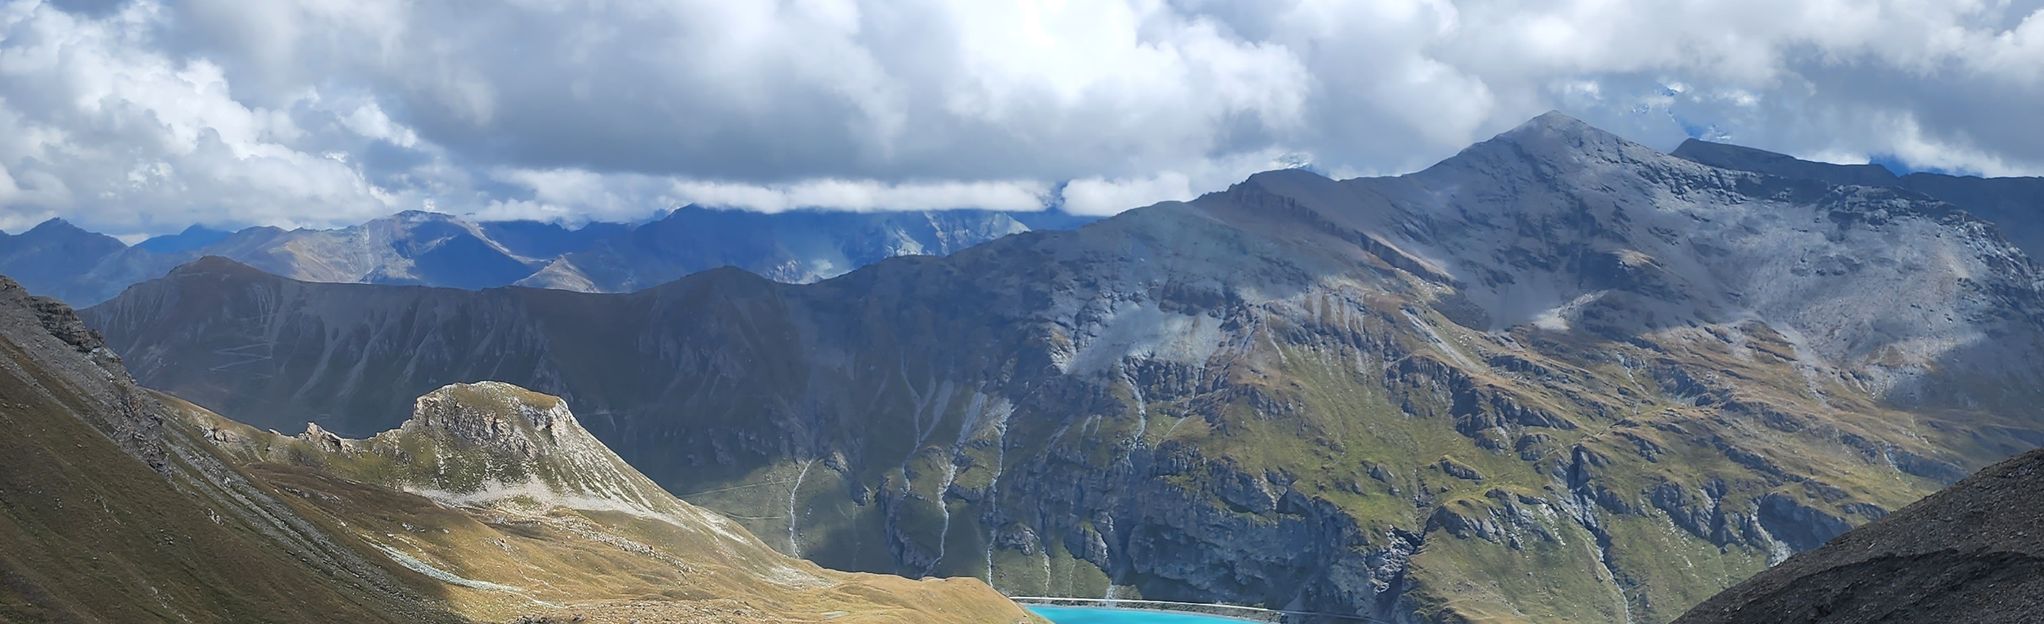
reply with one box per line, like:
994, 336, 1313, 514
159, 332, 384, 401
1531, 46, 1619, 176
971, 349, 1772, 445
1189, 111, 2044, 406
9, 218, 125, 254
1513, 109, 1602, 136
1233, 166, 1340, 198
1498, 109, 1625, 150
366, 382, 688, 517
135, 224, 234, 253
24, 217, 85, 235
1441, 109, 1672, 175
404, 381, 580, 456
392, 209, 457, 222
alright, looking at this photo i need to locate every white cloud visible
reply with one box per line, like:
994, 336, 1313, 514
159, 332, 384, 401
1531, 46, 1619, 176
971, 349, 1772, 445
1882, 112, 2031, 177
341, 101, 417, 147
2, 0, 2042, 236
665, 178, 1051, 214
1064, 173, 1195, 217
1061, 149, 1314, 215
0, 1, 399, 233
473, 169, 1051, 222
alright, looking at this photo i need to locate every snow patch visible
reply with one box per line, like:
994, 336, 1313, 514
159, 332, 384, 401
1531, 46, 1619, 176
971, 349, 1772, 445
1531, 291, 1606, 331
1062, 302, 1223, 375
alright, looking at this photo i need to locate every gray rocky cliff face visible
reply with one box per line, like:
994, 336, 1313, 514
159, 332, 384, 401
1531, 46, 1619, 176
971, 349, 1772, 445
0, 276, 164, 469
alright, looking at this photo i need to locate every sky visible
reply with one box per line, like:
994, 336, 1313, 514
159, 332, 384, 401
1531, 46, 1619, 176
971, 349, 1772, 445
1, 0, 2041, 238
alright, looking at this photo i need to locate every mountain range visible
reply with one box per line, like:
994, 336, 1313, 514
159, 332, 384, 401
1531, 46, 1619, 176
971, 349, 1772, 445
81, 112, 2044, 623
0, 206, 1090, 305
1670, 139, 2044, 259
0, 274, 1034, 623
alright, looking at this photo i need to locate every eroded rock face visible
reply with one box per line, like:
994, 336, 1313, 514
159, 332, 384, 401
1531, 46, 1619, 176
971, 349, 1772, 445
0, 276, 163, 470
335, 382, 714, 522
27, 295, 106, 354
407, 384, 571, 454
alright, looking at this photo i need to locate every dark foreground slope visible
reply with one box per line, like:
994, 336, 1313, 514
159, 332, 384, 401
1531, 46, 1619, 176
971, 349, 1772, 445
0, 275, 454, 623
1676, 447, 2044, 624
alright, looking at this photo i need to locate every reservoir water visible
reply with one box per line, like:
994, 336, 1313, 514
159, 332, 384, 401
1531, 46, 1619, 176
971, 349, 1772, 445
1027, 605, 1260, 623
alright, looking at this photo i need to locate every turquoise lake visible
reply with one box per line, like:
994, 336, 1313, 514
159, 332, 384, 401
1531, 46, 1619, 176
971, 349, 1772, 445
1027, 605, 1259, 623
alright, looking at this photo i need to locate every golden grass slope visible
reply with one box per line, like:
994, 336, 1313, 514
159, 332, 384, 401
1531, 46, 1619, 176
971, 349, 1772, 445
165, 383, 1039, 624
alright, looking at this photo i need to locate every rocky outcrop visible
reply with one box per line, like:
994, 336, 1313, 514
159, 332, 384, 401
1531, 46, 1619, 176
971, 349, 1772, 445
0, 276, 164, 470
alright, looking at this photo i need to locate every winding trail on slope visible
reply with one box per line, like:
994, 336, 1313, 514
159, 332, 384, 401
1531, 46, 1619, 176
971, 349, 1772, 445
786, 459, 815, 557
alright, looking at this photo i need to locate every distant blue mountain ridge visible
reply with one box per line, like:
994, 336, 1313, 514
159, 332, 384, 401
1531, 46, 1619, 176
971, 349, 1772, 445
0, 205, 1094, 305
